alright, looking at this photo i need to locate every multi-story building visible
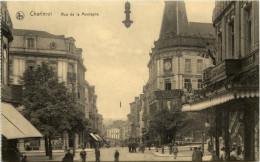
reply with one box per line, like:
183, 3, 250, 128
9, 29, 87, 149
97, 114, 104, 136
106, 128, 121, 146
87, 85, 98, 132
143, 1, 215, 144
129, 97, 141, 139
183, 1, 259, 160
1, 2, 42, 159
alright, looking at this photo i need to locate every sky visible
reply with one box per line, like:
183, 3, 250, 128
8, 1, 215, 121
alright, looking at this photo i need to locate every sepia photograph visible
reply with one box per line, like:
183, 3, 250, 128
1, 0, 259, 161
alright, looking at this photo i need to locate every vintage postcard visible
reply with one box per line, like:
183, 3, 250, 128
1, 1, 259, 161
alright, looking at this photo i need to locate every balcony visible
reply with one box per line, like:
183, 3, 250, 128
203, 59, 242, 84
154, 89, 183, 99
67, 72, 76, 83
1, 84, 23, 103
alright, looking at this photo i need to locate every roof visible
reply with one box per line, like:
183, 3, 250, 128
13, 29, 65, 39
189, 22, 214, 37
159, 1, 189, 40
1, 102, 42, 139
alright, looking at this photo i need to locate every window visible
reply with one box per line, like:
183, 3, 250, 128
49, 62, 57, 74
68, 63, 74, 73
247, 7, 252, 54
217, 26, 223, 61
198, 79, 202, 89
27, 38, 34, 48
185, 59, 191, 72
9, 59, 13, 75
26, 60, 36, 71
165, 79, 171, 91
197, 59, 203, 72
69, 43, 74, 52
230, 21, 235, 58
184, 79, 191, 89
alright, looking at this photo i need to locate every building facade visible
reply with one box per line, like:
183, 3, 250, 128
143, 1, 215, 144
9, 29, 87, 149
183, 1, 259, 161
1, 2, 42, 160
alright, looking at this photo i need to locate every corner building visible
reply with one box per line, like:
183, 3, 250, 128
183, 1, 259, 160
9, 29, 87, 150
144, 1, 215, 143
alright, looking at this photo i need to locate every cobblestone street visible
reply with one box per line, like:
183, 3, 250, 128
24, 146, 211, 161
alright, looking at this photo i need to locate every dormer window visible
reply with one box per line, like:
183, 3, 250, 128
27, 38, 35, 48
69, 42, 74, 52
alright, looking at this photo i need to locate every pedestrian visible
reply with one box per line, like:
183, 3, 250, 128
63, 149, 73, 162
237, 146, 244, 160
173, 144, 178, 159
128, 143, 131, 153
219, 147, 226, 160
192, 147, 202, 161
230, 147, 237, 160
114, 150, 119, 162
80, 148, 87, 162
95, 148, 100, 162
169, 143, 173, 154
133, 143, 136, 153
21, 155, 27, 162
210, 150, 219, 161
198, 147, 203, 161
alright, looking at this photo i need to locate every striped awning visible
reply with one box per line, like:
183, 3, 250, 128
95, 134, 103, 141
90, 133, 99, 141
182, 88, 259, 112
1, 102, 42, 139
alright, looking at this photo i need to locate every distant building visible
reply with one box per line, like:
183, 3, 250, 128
106, 128, 121, 146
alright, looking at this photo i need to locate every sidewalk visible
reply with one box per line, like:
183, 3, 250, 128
153, 152, 212, 161
24, 148, 95, 161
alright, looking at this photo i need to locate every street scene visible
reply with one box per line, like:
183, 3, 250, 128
1, 1, 259, 162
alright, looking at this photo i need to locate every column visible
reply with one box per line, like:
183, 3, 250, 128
18, 139, 25, 152
39, 137, 45, 151
243, 100, 256, 161
224, 107, 230, 160
253, 1, 259, 51
215, 107, 220, 157
241, 7, 246, 58
74, 133, 79, 149
234, 1, 241, 59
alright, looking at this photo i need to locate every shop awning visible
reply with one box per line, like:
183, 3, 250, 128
1, 102, 42, 139
182, 88, 259, 112
95, 134, 103, 141
90, 133, 99, 141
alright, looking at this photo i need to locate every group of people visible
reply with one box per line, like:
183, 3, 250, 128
62, 148, 120, 162
62, 148, 87, 162
219, 146, 244, 161
128, 143, 138, 153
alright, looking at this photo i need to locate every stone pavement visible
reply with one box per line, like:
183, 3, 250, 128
25, 146, 213, 161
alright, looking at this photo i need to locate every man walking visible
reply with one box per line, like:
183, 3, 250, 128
80, 148, 87, 162
114, 150, 119, 162
169, 143, 173, 154
192, 147, 202, 161
63, 149, 73, 162
95, 149, 100, 162
173, 144, 178, 159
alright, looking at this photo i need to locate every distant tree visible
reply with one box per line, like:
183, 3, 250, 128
21, 63, 88, 160
149, 107, 186, 145
178, 112, 205, 142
